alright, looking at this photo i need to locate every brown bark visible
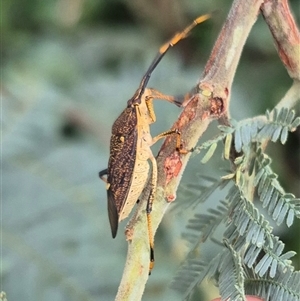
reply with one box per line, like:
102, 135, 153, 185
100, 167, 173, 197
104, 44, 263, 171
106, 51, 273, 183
115, 0, 300, 300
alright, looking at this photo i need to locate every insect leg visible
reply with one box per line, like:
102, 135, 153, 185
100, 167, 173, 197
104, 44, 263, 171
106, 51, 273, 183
143, 92, 182, 125
144, 97, 156, 123
152, 129, 191, 154
99, 168, 111, 189
152, 129, 180, 145
146, 88, 183, 107
146, 152, 158, 274
173, 130, 191, 154
99, 169, 108, 183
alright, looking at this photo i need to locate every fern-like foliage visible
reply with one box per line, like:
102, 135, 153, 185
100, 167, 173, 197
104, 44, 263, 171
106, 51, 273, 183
234, 107, 300, 152
184, 199, 230, 244
245, 265, 300, 301
173, 175, 230, 211
171, 108, 300, 301
254, 150, 300, 227
217, 241, 246, 301
226, 193, 297, 278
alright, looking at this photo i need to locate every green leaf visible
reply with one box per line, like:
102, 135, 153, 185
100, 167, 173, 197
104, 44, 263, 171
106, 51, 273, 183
234, 127, 242, 152
267, 190, 280, 215
248, 155, 256, 176
270, 258, 277, 277
290, 116, 300, 130
241, 124, 251, 146
273, 197, 284, 220
286, 110, 295, 124
246, 221, 258, 243
276, 202, 289, 225
250, 121, 259, 137
258, 173, 268, 196
234, 156, 244, 165
279, 251, 296, 261
222, 173, 235, 180
286, 209, 294, 227
224, 133, 232, 160
239, 216, 250, 236
280, 126, 289, 144
218, 125, 234, 133
260, 178, 272, 205
262, 185, 274, 208
271, 125, 282, 142
254, 168, 265, 186
277, 107, 289, 123
255, 253, 272, 277
245, 245, 262, 267
272, 107, 278, 122
261, 155, 272, 167
201, 143, 217, 163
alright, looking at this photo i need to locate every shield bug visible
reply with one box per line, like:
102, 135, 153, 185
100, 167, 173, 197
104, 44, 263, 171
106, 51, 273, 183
99, 14, 210, 271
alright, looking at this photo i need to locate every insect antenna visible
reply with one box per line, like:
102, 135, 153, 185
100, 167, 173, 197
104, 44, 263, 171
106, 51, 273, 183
136, 14, 211, 100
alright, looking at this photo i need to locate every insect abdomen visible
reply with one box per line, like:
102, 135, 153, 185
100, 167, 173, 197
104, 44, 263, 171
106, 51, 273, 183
119, 155, 149, 221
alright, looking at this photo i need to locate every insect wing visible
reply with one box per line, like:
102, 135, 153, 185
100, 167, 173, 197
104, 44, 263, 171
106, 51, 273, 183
107, 188, 119, 238
107, 107, 138, 236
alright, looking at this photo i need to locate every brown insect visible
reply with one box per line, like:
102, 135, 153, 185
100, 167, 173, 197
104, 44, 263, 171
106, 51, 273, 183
99, 14, 210, 272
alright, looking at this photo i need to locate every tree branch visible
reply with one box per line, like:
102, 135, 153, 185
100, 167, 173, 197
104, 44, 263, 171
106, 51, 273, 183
115, 0, 265, 300
261, 0, 300, 80
259, 0, 300, 149
275, 80, 300, 111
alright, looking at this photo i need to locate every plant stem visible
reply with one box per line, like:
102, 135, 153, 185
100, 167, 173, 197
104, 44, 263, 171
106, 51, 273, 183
115, 0, 265, 300
261, 0, 300, 80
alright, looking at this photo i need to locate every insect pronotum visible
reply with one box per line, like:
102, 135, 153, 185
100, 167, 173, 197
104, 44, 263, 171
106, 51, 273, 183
99, 14, 210, 273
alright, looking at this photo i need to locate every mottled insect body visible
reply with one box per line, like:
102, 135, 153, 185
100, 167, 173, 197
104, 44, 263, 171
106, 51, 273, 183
119, 100, 153, 210
99, 14, 210, 271
103, 89, 168, 238
104, 106, 138, 237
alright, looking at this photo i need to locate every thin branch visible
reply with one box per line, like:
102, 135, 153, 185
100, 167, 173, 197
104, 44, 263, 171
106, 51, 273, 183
114, 0, 264, 300
275, 80, 300, 111
258, 0, 300, 150
261, 0, 300, 80
236, 2, 300, 149
260, 0, 300, 123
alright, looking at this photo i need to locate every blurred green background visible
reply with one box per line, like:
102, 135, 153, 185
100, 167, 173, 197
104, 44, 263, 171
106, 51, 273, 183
2, 0, 299, 300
